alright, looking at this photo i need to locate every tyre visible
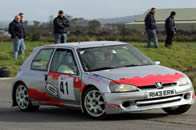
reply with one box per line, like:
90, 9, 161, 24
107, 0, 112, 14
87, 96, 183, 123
162, 104, 191, 115
15, 83, 39, 112
0, 67, 10, 77
82, 87, 106, 119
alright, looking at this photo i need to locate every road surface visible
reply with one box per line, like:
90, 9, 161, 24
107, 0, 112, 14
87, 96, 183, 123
0, 79, 195, 130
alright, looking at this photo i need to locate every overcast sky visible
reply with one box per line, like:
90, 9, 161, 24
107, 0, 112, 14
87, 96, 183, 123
0, 0, 196, 21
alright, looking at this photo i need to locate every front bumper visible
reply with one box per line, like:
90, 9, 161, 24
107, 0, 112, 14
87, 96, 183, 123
103, 84, 195, 114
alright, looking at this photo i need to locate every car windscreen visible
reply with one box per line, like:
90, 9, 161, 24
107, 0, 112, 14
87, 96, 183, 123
77, 44, 154, 72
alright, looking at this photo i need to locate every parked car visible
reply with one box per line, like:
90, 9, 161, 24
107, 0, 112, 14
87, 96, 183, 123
12, 41, 195, 119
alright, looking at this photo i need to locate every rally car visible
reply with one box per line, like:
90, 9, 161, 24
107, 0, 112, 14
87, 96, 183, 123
12, 41, 195, 119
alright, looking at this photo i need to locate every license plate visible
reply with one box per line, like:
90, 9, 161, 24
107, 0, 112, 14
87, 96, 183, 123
147, 89, 176, 98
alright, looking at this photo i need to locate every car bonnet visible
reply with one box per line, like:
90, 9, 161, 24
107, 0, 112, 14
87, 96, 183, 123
91, 65, 184, 86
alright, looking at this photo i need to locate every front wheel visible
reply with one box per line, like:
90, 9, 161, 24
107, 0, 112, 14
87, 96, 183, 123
162, 105, 191, 115
15, 83, 39, 112
82, 87, 106, 119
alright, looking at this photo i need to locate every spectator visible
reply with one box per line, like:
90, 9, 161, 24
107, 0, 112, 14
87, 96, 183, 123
144, 8, 159, 48
19, 13, 25, 38
18, 12, 26, 57
8, 15, 25, 60
53, 10, 70, 44
165, 11, 176, 48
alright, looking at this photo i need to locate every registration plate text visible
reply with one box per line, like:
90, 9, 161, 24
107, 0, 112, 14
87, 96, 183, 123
148, 89, 176, 98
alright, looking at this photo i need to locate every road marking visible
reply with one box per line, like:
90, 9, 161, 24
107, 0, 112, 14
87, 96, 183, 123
0, 78, 14, 80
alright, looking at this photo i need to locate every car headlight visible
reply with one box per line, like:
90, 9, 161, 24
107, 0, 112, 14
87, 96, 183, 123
177, 77, 189, 86
109, 83, 139, 93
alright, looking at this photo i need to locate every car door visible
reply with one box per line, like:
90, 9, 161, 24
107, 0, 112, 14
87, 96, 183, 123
46, 48, 81, 104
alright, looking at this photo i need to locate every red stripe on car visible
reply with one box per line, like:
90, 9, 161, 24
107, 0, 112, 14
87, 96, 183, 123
28, 88, 65, 107
110, 73, 184, 87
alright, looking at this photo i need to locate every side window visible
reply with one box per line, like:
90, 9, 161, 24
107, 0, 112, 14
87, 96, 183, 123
31, 48, 54, 71
50, 49, 78, 75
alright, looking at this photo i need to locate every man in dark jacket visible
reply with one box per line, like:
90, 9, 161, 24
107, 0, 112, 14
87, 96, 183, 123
53, 10, 70, 44
144, 8, 159, 48
8, 15, 25, 59
165, 11, 176, 47
19, 13, 25, 38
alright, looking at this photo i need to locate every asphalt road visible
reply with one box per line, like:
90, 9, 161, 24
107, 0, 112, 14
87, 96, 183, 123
0, 79, 196, 130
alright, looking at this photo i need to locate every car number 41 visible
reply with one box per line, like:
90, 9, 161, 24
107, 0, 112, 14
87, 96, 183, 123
58, 75, 76, 100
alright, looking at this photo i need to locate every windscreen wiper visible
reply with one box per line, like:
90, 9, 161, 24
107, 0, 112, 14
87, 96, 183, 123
90, 67, 115, 72
122, 64, 140, 67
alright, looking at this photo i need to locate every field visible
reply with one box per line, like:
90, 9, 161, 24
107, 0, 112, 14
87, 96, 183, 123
0, 41, 195, 91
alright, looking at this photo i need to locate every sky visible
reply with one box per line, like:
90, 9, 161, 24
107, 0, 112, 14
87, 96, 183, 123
0, 0, 196, 21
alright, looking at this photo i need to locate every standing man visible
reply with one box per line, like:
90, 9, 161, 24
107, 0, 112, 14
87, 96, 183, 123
165, 11, 176, 48
144, 8, 159, 48
53, 10, 70, 44
19, 12, 25, 57
8, 15, 25, 60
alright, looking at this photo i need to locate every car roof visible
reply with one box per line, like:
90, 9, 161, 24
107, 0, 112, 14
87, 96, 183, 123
40, 41, 128, 49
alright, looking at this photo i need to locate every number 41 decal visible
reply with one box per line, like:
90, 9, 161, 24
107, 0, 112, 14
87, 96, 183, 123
60, 81, 69, 95
58, 75, 75, 100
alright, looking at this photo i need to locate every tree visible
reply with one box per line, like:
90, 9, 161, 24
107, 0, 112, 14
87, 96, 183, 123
48, 15, 54, 34
88, 20, 101, 35
33, 21, 40, 27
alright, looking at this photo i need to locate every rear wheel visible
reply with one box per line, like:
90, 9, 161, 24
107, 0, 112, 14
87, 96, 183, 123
162, 105, 191, 115
82, 87, 106, 119
15, 83, 39, 112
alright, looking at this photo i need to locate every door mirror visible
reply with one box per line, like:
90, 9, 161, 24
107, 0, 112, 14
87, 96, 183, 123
154, 61, 160, 65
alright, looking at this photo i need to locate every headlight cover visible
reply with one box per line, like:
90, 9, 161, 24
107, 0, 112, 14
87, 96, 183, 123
109, 83, 139, 93
177, 77, 189, 86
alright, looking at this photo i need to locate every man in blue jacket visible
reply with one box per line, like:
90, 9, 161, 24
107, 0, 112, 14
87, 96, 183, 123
165, 11, 176, 47
53, 10, 70, 44
8, 15, 25, 60
144, 8, 159, 48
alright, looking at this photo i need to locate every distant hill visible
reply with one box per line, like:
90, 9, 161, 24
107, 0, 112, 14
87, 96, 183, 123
97, 15, 140, 24
0, 21, 9, 28
0, 15, 140, 28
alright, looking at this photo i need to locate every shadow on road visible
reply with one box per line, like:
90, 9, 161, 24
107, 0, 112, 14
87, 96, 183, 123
0, 106, 168, 123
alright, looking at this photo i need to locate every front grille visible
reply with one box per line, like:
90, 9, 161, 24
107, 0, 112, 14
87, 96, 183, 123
138, 82, 177, 90
136, 94, 183, 107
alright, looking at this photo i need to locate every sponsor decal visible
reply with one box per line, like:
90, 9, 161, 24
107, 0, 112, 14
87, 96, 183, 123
88, 73, 104, 83
48, 72, 74, 80
110, 73, 184, 87
88, 77, 101, 83
46, 83, 58, 97
48, 72, 86, 93
28, 88, 64, 107
108, 104, 120, 108
48, 72, 81, 89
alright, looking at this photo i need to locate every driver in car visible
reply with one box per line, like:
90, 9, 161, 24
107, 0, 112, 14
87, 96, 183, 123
104, 50, 115, 66
57, 53, 76, 74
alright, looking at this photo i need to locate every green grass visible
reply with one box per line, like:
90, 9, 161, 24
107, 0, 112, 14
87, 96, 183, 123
0, 41, 195, 91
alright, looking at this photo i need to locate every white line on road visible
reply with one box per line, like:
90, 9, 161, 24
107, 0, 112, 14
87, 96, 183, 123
0, 78, 14, 80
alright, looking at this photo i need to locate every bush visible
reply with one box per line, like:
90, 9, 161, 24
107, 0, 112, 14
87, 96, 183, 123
30, 31, 40, 41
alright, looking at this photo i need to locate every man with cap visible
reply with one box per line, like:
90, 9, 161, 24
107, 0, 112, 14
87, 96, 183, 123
165, 11, 176, 48
53, 10, 70, 44
18, 12, 26, 57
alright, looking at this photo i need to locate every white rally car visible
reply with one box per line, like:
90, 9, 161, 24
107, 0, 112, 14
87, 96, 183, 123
12, 41, 195, 119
